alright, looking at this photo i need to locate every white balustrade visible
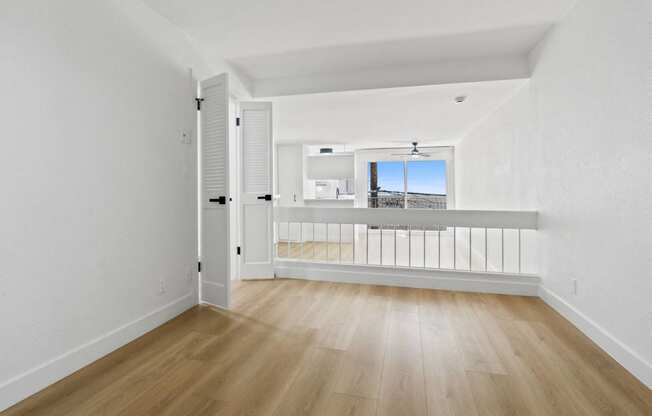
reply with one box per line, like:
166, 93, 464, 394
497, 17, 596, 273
274, 207, 538, 275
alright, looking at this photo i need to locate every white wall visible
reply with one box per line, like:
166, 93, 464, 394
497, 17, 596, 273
0, 0, 211, 409
455, 0, 652, 387
455, 85, 540, 211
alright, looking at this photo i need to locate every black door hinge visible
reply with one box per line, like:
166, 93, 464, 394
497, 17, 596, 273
236, 117, 240, 126
237, 246, 241, 255
198, 261, 201, 272
195, 98, 204, 111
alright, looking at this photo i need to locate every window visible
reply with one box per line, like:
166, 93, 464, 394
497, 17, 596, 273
406, 160, 447, 209
367, 159, 449, 209
368, 161, 404, 208
356, 146, 454, 209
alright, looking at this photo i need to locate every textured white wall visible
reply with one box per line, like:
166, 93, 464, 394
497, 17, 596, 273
0, 0, 212, 408
456, 0, 652, 386
456, 85, 540, 211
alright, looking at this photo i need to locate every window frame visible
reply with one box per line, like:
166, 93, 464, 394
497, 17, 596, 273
354, 146, 455, 209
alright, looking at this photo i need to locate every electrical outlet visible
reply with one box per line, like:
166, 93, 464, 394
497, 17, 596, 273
159, 278, 166, 295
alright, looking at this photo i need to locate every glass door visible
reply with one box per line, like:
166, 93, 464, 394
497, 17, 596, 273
367, 159, 448, 209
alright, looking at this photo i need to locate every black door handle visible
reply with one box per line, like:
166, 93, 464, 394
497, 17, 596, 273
257, 194, 272, 201
209, 196, 226, 204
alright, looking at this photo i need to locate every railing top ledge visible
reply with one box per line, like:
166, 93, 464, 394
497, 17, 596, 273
274, 206, 538, 230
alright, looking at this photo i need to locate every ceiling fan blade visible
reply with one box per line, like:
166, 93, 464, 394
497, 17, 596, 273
390, 153, 432, 158
390, 142, 430, 158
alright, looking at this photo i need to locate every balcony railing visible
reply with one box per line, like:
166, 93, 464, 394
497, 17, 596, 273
274, 207, 538, 275
368, 193, 447, 209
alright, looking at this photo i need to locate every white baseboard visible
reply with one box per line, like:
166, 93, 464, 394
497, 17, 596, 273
201, 280, 228, 307
274, 261, 540, 296
0, 293, 196, 412
538, 286, 652, 389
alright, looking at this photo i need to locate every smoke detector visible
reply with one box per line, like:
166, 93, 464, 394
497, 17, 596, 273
454, 95, 467, 103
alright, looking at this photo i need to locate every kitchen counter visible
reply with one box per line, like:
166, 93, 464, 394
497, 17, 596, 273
303, 198, 355, 206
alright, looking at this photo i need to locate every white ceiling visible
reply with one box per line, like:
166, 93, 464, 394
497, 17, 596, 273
230, 25, 549, 80
144, 0, 573, 60
270, 79, 527, 146
143, 0, 575, 94
141, 1, 566, 146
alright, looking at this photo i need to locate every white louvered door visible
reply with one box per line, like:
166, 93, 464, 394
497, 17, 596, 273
239, 102, 274, 279
200, 73, 231, 307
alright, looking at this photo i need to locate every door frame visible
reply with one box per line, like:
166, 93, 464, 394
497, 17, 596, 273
229, 95, 241, 282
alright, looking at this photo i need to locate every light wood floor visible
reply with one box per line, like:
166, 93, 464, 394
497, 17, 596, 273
277, 241, 354, 262
4, 279, 651, 416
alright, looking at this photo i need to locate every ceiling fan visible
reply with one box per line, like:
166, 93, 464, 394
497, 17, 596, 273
392, 141, 431, 159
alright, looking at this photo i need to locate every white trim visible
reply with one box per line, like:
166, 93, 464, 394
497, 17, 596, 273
538, 286, 652, 389
0, 293, 196, 412
274, 260, 539, 296
229, 95, 241, 281
201, 280, 226, 288
274, 207, 538, 230
199, 300, 228, 310
201, 280, 228, 308
253, 56, 530, 97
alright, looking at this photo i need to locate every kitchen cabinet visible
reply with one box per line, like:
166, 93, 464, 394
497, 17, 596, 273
276, 144, 304, 206
305, 153, 354, 180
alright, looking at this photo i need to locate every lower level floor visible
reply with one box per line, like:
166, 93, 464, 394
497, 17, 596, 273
4, 279, 651, 415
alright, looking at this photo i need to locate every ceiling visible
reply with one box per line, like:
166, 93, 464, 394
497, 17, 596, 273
144, 0, 573, 60
230, 25, 549, 80
141, 1, 567, 146
270, 79, 527, 145
143, 0, 575, 94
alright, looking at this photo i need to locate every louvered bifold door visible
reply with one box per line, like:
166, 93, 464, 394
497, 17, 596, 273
239, 102, 274, 279
200, 73, 231, 307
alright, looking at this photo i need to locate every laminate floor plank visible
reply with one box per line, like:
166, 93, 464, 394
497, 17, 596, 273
3, 279, 651, 416
332, 285, 390, 399
420, 323, 479, 416
315, 393, 377, 416
272, 347, 343, 416
420, 291, 480, 416
470, 295, 557, 416
68, 332, 215, 416
377, 306, 427, 416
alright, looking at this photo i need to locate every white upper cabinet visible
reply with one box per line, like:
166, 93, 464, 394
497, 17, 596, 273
276, 144, 304, 206
305, 153, 354, 180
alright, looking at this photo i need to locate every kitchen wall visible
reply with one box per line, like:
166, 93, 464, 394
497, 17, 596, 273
455, 0, 652, 387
